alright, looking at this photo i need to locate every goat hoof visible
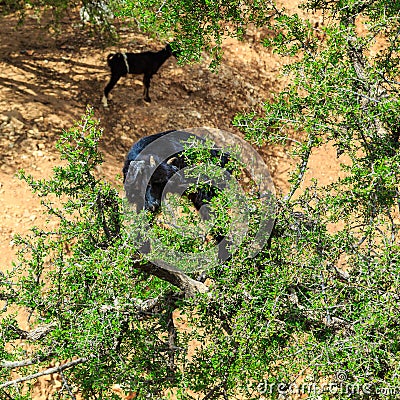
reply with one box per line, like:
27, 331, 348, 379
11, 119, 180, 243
144, 97, 151, 103
101, 95, 109, 108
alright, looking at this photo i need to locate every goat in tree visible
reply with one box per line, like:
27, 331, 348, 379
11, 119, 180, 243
123, 130, 232, 260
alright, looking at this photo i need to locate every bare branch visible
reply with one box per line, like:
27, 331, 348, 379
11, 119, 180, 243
133, 259, 208, 298
167, 307, 177, 375
288, 286, 354, 334
283, 135, 314, 202
0, 358, 88, 389
60, 370, 76, 400
343, 15, 392, 141
0, 388, 14, 399
135, 295, 163, 314
203, 385, 223, 400
156, 0, 167, 14
1, 356, 44, 369
10, 322, 56, 341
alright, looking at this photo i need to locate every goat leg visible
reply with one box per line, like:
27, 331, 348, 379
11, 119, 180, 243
143, 74, 152, 102
103, 74, 121, 107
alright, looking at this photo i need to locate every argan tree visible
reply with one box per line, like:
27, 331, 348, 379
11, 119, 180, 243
1, 0, 400, 399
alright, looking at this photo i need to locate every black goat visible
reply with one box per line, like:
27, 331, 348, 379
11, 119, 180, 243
123, 130, 231, 259
102, 43, 179, 107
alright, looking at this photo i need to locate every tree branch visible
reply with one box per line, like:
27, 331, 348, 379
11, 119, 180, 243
343, 15, 392, 141
288, 286, 354, 333
10, 322, 56, 341
0, 388, 14, 399
0, 357, 88, 389
167, 307, 177, 376
60, 370, 76, 400
0, 354, 50, 369
283, 135, 314, 202
133, 259, 208, 298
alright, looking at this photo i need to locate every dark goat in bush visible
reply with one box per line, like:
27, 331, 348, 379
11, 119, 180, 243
102, 44, 179, 107
123, 130, 231, 259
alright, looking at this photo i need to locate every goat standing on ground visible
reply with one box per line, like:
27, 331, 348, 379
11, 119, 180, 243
102, 43, 179, 107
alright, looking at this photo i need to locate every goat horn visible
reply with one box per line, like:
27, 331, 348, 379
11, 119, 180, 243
167, 157, 178, 165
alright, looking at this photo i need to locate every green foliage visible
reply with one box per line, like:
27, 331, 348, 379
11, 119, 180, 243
1, 0, 400, 399
123, 137, 250, 274
232, 0, 400, 397
116, 0, 274, 67
0, 109, 176, 397
1, 0, 74, 23
0, 108, 272, 398
1, 0, 275, 66
1, 0, 118, 39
